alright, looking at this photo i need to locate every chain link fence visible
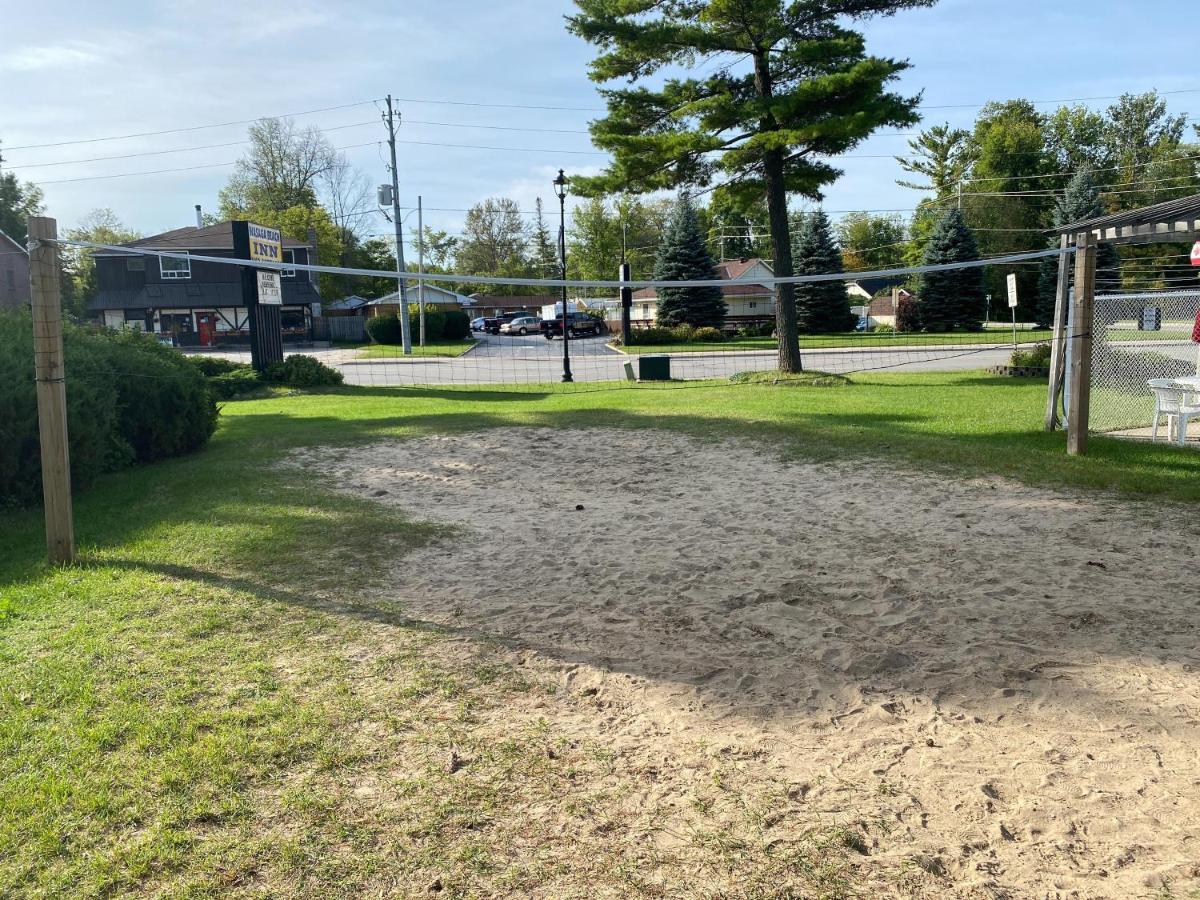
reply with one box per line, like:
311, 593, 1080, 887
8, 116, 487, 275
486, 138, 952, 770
1088, 290, 1200, 433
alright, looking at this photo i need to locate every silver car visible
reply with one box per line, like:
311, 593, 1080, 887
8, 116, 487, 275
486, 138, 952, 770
499, 315, 541, 336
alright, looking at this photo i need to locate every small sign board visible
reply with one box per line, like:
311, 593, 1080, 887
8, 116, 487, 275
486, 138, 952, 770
1191, 241, 1200, 266
1139, 307, 1162, 332
1006, 273, 1019, 309
247, 223, 283, 264
257, 270, 282, 305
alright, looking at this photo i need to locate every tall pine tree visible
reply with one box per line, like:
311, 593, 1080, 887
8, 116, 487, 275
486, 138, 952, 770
919, 208, 986, 332
653, 198, 727, 329
1035, 170, 1120, 326
530, 198, 558, 277
793, 211, 855, 333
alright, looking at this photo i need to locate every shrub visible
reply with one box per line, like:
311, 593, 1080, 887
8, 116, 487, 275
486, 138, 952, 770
208, 367, 264, 399
442, 309, 471, 340
738, 322, 774, 338
187, 356, 244, 377
872, 324, 896, 334
895, 295, 921, 333
693, 326, 724, 342
628, 327, 674, 345
0, 313, 217, 508
670, 324, 697, 342
265, 354, 344, 387
365, 313, 402, 345
1010, 342, 1052, 369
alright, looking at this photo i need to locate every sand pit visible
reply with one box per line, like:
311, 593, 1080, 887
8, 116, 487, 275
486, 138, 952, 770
291, 426, 1200, 897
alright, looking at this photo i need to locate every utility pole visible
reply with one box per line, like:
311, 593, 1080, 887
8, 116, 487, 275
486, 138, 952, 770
383, 95, 413, 354
28, 217, 75, 564
417, 195, 426, 347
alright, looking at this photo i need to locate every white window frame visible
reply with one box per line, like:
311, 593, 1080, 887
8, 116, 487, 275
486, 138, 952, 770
159, 252, 191, 280
281, 249, 296, 278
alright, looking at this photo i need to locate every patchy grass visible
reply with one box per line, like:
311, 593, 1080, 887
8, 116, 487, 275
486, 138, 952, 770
355, 340, 478, 359
729, 369, 852, 387
3, 372, 1200, 896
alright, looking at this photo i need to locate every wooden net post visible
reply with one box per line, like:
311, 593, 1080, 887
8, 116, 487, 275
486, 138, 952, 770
1044, 234, 1072, 431
28, 216, 76, 564
1066, 231, 1096, 456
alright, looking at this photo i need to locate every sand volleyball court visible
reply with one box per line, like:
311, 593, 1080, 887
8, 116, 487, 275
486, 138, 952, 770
291, 426, 1200, 897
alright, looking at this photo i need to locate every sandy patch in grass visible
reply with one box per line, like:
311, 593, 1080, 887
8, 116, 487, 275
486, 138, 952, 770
291, 427, 1200, 898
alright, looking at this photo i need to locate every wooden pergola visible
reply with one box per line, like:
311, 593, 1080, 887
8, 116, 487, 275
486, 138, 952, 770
1047, 193, 1200, 455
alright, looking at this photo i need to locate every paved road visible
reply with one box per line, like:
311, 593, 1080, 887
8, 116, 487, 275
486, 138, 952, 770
193, 332, 1018, 386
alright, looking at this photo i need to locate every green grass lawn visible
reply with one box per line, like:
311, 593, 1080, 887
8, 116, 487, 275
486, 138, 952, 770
352, 339, 478, 358
617, 328, 1052, 354
3, 373, 1199, 896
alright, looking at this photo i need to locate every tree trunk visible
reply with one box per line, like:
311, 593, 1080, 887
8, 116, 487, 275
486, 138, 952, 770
763, 150, 801, 372
753, 52, 801, 373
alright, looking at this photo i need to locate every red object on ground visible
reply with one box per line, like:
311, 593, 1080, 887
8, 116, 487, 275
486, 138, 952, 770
1192, 241, 1200, 266
1192, 307, 1200, 343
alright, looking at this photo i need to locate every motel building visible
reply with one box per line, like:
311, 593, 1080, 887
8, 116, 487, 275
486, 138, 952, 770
88, 221, 321, 347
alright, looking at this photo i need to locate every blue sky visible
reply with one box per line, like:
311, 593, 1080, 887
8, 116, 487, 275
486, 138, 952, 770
0, 0, 1194, 247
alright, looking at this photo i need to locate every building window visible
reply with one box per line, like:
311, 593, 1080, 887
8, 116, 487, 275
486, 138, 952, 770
748, 301, 756, 308
159, 253, 190, 280
281, 249, 296, 277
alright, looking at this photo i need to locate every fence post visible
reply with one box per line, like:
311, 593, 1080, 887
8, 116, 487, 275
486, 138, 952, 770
1066, 231, 1096, 456
28, 216, 76, 564
1044, 234, 1072, 431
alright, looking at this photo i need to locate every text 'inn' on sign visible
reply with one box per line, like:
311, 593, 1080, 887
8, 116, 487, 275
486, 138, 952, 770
248, 223, 282, 264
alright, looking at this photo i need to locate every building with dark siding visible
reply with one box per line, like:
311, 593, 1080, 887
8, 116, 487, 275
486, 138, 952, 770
0, 229, 30, 310
88, 221, 320, 346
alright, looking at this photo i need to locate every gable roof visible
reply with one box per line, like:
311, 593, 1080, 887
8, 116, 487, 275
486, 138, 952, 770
98, 221, 311, 255
372, 283, 474, 306
633, 257, 775, 300
0, 229, 26, 254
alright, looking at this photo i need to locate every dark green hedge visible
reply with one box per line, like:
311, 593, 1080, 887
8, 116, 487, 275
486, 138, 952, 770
0, 313, 218, 508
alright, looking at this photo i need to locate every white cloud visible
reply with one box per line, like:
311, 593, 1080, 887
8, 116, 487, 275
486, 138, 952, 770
0, 41, 107, 71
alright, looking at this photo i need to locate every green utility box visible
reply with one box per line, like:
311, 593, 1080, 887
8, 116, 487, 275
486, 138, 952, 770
638, 355, 671, 381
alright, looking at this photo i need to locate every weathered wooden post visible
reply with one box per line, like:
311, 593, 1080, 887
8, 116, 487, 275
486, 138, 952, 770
28, 216, 75, 564
1044, 234, 1072, 431
1066, 231, 1096, 456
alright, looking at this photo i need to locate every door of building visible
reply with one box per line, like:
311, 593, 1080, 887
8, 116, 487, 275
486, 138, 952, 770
196, 312, 216, 347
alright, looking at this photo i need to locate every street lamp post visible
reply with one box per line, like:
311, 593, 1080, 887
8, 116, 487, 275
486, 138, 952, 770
553, 169, 573, 383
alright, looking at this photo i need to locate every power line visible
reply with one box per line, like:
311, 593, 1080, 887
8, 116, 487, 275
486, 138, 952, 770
3, 101, 380, 151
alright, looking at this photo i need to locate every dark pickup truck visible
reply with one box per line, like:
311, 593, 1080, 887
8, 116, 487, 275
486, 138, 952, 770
541, 312, 603, 339
482, 311, 534, 334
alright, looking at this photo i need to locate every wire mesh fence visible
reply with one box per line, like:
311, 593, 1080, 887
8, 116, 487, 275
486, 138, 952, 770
1089, 290, 1200, 433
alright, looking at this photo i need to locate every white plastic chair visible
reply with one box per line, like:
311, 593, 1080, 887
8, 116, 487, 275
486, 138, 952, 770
1148, 379, 1200, 445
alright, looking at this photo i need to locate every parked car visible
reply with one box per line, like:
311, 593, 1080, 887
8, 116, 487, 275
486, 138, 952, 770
499, 315, 542, 336
470, 317, 487, 332
483, 311, 533, 334
541, 312, 603, 339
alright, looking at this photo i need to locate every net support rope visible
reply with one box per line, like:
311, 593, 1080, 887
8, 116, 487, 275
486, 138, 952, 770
49, 237, 1073, 289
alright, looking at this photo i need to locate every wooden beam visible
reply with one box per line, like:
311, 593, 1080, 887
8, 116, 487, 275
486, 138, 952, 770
1044, 234, 1072, 431
1066, 232, 1097, 456
28, 216, 75, 564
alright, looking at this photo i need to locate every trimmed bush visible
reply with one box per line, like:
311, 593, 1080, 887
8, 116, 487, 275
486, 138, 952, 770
187, 356, 245, 377
0, 313, 217, 508
628, 327, 674, 345
872, 324, 896, 334
693, 326, 724, 342
265, 354, 344, 387
442, 310, 471, 340
670, 324, 697, 342
365, 313, 402, 345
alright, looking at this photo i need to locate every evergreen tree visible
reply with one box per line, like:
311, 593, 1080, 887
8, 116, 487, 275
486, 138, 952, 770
1035, 170, 1120, 326
531, 198, 558, 276
653, 197, 726, 329
792, 211, 855, 333
919, 208, 986, 332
